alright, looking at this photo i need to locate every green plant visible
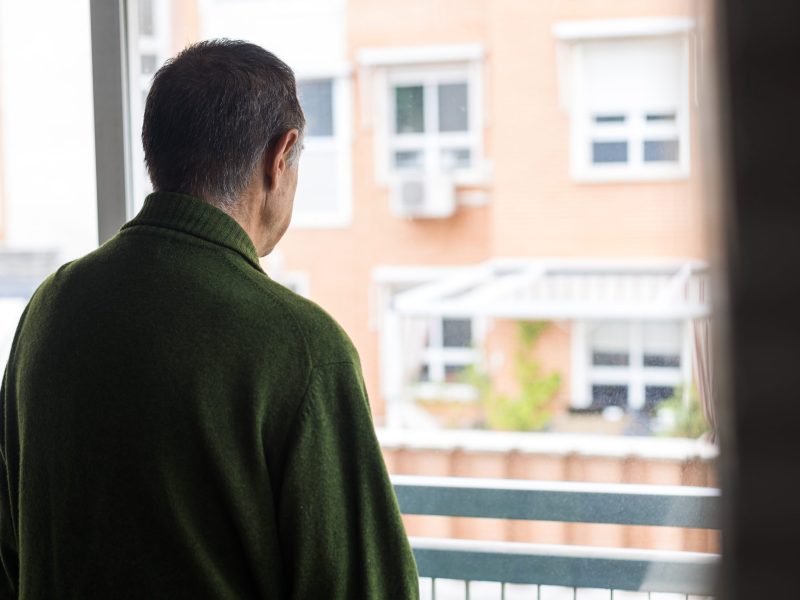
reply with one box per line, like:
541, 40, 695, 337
657, 385, 709, 439
464, 321, 561, 432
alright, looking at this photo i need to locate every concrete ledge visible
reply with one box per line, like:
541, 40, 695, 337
377, 428, 718, 460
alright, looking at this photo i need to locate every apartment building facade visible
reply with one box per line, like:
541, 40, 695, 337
207, 0, 711, 433
0, 0, 717, 552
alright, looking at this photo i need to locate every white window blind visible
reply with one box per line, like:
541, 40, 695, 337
569, 33, 689, 180
583, 37, 681, 114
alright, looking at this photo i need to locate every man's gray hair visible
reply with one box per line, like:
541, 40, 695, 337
142, 39, 306, 207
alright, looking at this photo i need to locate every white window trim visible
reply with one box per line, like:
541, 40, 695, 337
412, 315, 484, 404
387, 66, 480, 175
290, 73, 354, 229
570, 320, 691, 411
358, 43, 484, 67
374, 271, 487, 412
365, 47, 488, 189
553, 17, 694, 41
559, 20, 693, 183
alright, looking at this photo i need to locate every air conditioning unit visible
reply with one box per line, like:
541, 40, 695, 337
390, 173, 456, 219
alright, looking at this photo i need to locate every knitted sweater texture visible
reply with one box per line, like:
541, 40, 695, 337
0, 192, 419, 599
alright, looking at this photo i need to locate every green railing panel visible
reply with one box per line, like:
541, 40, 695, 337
393, 475, 719, 529
410, 538, 718, 595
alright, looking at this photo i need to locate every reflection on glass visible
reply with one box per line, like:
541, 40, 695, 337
437, 82, 468, 132
395, 85, 424, 134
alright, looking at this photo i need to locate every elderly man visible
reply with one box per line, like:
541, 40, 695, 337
0, 40, 419, 599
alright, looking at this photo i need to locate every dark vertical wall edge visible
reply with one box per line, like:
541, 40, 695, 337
716, 1, 800, 597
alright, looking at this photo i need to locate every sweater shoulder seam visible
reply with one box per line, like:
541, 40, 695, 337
288, 360, 360, 432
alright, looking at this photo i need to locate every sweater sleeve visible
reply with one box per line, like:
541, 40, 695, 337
277, 360, 419, 600
0, 367, 18, 600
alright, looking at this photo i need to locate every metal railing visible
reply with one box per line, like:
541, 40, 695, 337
392, 475, 720, 599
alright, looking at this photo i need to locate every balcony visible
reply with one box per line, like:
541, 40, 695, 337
392, 475, 719, 599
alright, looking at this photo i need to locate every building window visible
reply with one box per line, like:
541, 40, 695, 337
386, 65, 481, 178
299, 80, 334, 137
581, 320, 685, 413
291, 77, 352, 228
418, 317, 477, 384
568, 35, 689, 181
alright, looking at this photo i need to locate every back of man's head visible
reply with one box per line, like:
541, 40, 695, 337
142, 39, 305, 207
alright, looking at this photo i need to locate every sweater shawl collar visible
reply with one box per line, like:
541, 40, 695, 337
123, 192, 263, 271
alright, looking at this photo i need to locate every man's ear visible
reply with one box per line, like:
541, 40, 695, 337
265, 129, 300, 192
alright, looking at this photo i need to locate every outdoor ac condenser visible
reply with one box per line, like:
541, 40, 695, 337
390, 173, 456, 219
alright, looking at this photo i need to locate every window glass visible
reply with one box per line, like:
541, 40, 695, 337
440, 148, 471, 171
643, 321, 682, 367
442, 318, 472, 348
645, 384, 676, 410
592, 141, 628, 164
437, 82, 468, 132
646, 112, 677, 122
394, 150, 424, 170
592, 384, 628, 409
395, 85, 425, 134
644, 139, 680, 162
0, 1, 98, 371
590, 322, 629, 366
298, 80, 334, 137
594, 114, 626, 124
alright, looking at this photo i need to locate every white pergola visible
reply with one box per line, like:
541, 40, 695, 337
389, 258, 710, 321
376, 258, 711, 428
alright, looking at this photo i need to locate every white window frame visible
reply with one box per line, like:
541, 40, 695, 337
361, 45, 487, 188
373, 269, 486, 406
290, 72, 354, 229
557, 19, 693, 183
385, 65, 482, 181
571, 319, 692, 411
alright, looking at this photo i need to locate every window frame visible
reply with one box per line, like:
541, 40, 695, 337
374, 271, 486, 408
560, 22, 693, 183
571, 319, 693, 412
289, 73, 354, 229
386, 66, 479, 178
363, 48, 487, 189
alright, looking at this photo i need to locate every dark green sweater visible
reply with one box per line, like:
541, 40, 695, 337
0, 193, 419, 599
